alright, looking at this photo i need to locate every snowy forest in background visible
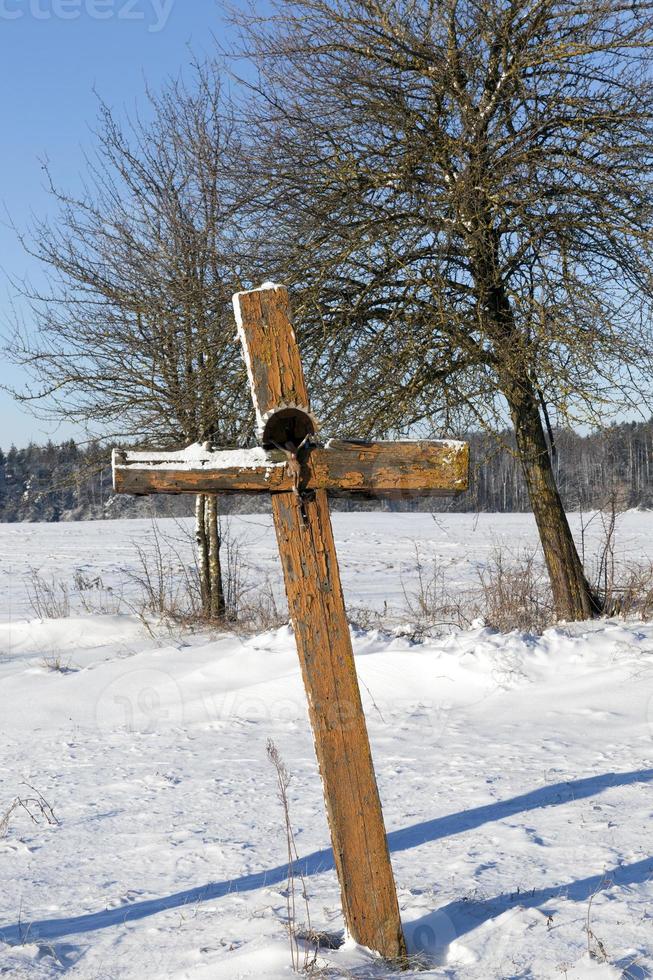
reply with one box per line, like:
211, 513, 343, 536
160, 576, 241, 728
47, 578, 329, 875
2, 418, 653, 522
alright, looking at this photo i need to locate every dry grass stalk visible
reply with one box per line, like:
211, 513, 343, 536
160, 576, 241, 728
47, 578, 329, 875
40, 653, 75, 674
401, 545, 470, 636
26, 569, 71, 620
26, 567, 124, 620
1, 784, 59, 838
266, 739, 319, 975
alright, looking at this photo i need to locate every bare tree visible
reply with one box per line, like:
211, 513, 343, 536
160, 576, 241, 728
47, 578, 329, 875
6, 66, 252, 618
231, 0, 653, 620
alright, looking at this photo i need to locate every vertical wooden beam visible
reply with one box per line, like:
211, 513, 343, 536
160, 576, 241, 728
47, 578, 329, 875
233, 284, 407, 962
234, 282, 316, 437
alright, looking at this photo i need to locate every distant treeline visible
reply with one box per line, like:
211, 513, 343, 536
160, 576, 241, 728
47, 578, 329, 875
459, 422, 653, 514
1, 421, 652, 522
0, 440, 186, 522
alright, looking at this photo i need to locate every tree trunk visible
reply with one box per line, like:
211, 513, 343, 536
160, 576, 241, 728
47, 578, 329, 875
505, 378, 602, 621
205, 494, 226, 620
195, 493, 211, 616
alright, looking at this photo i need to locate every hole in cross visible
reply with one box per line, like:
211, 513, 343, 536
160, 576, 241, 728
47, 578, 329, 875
262, 408, 315, 449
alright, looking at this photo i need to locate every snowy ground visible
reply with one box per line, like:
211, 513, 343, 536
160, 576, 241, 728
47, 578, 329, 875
0, 512, 652, 979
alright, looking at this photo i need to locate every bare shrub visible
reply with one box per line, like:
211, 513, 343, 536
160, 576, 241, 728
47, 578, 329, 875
202, 521, 288, 631
266, 739, 319, 974
1, 784, 59, 838
347, 603, 388, 632
368, 526, 653, 639
127, 520, 199, 624
208, 526, 282, 629
594, 499, 620, 610
221, 526, 245, 619
26, 569, 71, 619
126, 518, 288, 634
26, 530, 286, 634
25, 567, 126, 619
40, 653, 75, 674
395, 542, 555, 635
235, 579, 288, 633
608, 561, 653, 619
477, 546, 554, 634
475, 541, 653, 632
401, 546, 470, 635
581, 492, 623, 614
73, 571, 124, 615
582, 495, 653, 619
351, 544, 474, 638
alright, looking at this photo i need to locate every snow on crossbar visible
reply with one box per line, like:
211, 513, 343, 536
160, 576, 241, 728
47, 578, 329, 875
112, 439, 469, 498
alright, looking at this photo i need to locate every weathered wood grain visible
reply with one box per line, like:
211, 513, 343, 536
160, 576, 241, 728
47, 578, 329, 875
234, 283, 314, 436
233, 284, 408, 962
112, 440, 469, 498
111, 279, 470, 964
272, 488, 407, 960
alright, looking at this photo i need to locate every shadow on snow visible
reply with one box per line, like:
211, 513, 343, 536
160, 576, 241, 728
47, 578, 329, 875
1, 767, 651, 947
403, 857, 653, 966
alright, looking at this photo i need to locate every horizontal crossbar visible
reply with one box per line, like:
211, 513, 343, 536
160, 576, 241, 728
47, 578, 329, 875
112, 439, 468, 499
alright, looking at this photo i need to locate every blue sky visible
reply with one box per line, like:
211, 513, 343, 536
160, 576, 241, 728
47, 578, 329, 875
0, 0, 237, 447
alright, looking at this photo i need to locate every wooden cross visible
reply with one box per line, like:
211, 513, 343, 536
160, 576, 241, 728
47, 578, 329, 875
112, 283, 468, 962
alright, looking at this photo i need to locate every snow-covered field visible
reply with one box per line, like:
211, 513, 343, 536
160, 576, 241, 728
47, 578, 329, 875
0, 512, 652, 979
